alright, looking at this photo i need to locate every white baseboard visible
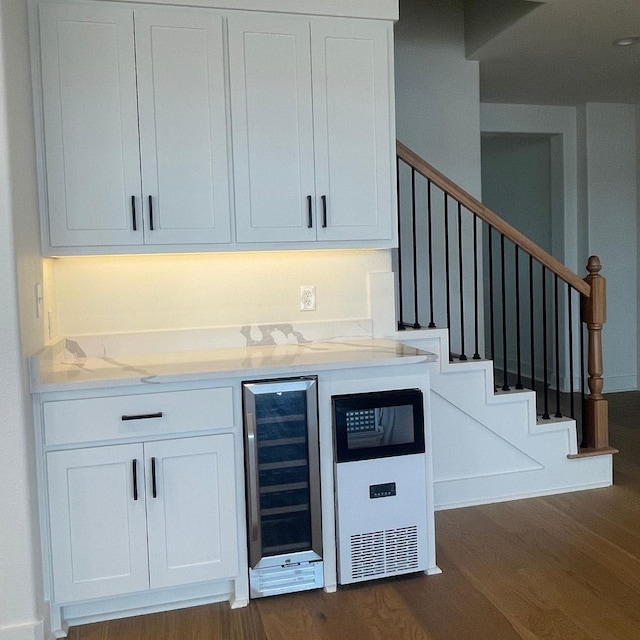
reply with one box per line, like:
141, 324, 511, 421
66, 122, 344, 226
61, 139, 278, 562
0, 619, 45, 640
602, 374, 638, 393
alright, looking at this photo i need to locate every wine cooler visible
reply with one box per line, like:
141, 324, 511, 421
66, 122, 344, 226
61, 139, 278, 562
242, 377, 323, 598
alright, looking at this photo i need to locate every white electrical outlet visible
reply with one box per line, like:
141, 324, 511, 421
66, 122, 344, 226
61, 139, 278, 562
300, 285, 316, 311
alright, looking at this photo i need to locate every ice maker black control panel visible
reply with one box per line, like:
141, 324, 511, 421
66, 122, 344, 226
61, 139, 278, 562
369, 482, 396, 499
333, 388, 425, 463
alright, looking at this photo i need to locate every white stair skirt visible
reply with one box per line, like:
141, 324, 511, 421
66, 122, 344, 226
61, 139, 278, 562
394, 329, 613, 510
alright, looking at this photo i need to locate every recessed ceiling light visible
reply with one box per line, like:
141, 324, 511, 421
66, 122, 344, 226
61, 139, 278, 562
613, 36, 640, 46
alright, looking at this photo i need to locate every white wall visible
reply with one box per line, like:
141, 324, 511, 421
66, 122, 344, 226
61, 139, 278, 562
0, 0, 46, 638
480, 103, 579, 273
394, 0, 482, 356
394, 0, 481, 197
482, 102, 639, 393
578, 103, 638, 392
481, 134, 553, 253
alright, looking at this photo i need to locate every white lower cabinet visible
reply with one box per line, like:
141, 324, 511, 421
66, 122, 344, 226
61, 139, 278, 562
47, 443, 149, 602
145, 436, 238, 589
47, 434, 238, 603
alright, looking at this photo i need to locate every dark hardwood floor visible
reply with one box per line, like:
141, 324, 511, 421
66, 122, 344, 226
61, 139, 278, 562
69, 392, 640, 640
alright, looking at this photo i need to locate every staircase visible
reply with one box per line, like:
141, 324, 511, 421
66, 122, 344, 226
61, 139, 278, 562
396, 328, 613, 509
392, 142, 616, 508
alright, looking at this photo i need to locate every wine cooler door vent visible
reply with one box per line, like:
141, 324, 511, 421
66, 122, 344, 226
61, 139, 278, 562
249, 561, 323, 598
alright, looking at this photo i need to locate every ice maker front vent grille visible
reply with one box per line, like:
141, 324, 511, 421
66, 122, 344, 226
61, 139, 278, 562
350, 526, 419, 580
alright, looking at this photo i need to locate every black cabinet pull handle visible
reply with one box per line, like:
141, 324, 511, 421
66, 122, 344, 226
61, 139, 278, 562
321, 195, 327, 228
131, 196, 137, 231
307, 195, 313, 228
148, 195, 154, 231
121, 412, 163, 421
151, 457, 157, 498
132, 459, 138, 501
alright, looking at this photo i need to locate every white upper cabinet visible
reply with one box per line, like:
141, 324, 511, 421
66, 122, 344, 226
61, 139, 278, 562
135, 8, 231, 245
311, 19, 394, 242
228, 14, 316, 243
36, 2, 396, 253
39, 2, 231, 250
40, 3, 142, 248
229, 13, 394, 245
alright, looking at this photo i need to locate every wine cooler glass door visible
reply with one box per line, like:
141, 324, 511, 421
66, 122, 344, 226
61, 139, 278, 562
243, 377, 322, 570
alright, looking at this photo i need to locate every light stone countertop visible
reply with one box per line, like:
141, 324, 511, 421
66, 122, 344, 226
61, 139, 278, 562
30, 337, 437, 393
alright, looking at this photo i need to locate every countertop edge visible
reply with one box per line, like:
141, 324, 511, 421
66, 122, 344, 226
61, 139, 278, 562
30, 339, 438, 395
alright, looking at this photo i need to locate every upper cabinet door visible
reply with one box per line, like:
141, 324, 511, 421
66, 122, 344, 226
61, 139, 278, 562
135, 8, 231, 245
311, 19, 394, 242
39, 3, 142, 248
228, 13, 317, 243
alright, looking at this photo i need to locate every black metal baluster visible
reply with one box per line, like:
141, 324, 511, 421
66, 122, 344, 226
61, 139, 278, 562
501, 234, 509, 391
427, 181, 436, 328
473, 215, 481, 359
515, 246, 523, 389
554, 275, 562, 417
411, 168, 421, 328
488, 228, 495, 363
542, 266, 550, 419
458, 202, 467, 360
529, 255, 536, 392
568, 284, 575, 420
444, 193, 452, 360
396, 158, 405, 330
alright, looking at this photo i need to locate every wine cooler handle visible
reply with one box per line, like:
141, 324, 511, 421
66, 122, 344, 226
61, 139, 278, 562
246, 412, 260, 545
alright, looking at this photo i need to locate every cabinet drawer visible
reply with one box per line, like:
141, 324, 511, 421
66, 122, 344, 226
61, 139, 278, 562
43, 388, 233, 446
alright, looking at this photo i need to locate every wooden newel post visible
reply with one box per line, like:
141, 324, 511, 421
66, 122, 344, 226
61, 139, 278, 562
582, 255, 609, 450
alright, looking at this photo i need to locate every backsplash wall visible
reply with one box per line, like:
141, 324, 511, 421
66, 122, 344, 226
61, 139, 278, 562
51, 250, 393, 337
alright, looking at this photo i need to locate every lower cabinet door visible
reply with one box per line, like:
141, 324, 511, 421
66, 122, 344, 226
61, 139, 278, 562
144, 434, 238, 589
47, 444, 149, 602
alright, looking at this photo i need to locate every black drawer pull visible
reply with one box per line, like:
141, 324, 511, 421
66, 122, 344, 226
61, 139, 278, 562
121, 412, 163, 421
131, 196, 137, 231
148, 195, 154, 231
151, 457, 157, 498
307, 195, 313, 228
132, 459, 139, 501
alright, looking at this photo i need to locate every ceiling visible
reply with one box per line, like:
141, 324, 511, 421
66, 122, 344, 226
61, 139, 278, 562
464, 0, 640, 105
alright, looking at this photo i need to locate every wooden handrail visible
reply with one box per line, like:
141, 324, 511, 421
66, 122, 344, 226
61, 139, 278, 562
397, 140, 591, 297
